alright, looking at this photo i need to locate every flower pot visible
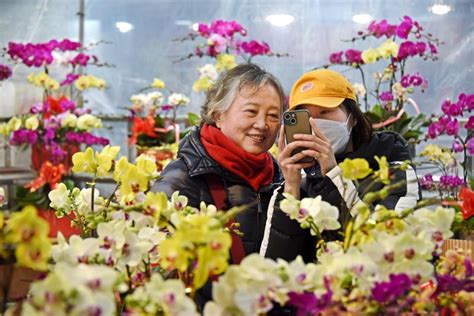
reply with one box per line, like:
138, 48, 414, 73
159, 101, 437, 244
0, 263, 42, 304
31, 143, 79, 171
37, 209, 80, 238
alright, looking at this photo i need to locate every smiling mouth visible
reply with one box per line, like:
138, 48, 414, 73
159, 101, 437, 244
248, 134, 265, 143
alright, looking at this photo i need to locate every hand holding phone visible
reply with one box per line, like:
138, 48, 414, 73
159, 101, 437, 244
283, 109, 314, 163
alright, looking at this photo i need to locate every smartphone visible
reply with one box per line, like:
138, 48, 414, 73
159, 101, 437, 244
283, 109, 313, 163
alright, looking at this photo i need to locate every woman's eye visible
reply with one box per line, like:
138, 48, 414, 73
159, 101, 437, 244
245, 109, 257, 115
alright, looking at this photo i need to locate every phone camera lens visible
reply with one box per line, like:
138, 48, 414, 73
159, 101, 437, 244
284, 113, 291, 120
290, 118, 297, 125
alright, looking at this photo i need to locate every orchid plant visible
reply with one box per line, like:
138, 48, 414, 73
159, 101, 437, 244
0, 196, 52, 312
8, 147, 474, 314
322, 16, 442, 143
0, 204, 51, 271
420, 92, 474, 238
176, 19, 288, 92
426, 92, 474, 182
128, 77, 195, 171
0, 39, 110, 209
29, 145, 243, 312
128, 77, 192, 147
204, 156, 473, 315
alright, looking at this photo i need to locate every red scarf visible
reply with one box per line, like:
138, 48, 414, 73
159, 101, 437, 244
200, 124, 274, 191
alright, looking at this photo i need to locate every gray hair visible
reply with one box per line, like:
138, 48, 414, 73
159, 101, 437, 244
200, 63, 286, 126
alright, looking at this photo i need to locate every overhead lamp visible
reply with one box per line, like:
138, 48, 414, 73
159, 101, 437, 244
352, 13, 372, 24
430, 4, 451, 15
175, 20, 192, 26
191, 23, 200, 32
265, 14, 295, 27
115, 22, 133, 33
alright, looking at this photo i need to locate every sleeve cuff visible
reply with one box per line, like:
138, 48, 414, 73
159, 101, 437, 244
326, 165, 342, 179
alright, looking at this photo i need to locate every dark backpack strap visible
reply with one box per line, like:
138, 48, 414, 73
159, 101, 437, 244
205, 174, 245, 265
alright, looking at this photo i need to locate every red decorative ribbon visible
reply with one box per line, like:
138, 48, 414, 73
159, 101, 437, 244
129, 116, 180, 145
372, 98, 421, 129
459, 187, 474, 220
25, 161, 67, 192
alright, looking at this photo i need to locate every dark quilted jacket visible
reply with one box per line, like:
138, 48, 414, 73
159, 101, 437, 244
154, 127, 285, 256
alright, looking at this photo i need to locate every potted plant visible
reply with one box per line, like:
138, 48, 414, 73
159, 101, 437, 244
128, 78, 192, 171
0, 39, 110, 237
320, 16, 443, 148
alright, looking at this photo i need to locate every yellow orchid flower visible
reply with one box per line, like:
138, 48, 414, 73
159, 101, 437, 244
160, 213, 232, 289
159, 232, 193, 271
15, 237, 51, 271
25, 116, 39, 130
95, 145, 120, 177
72, 147, 97, 174
45, 78, 60, 90
113, 156, 131, 182
75, 75, 91, 91
374, 156, 390, 184
90, 76, 106, 89
74, 75, 105, 91
76, 114, 102, 131
120, 164, 149, 199
372, 207, 405, 233
0, 123, 9, 136
26, 73, 35, 83
361, 48, 379, 64
216, 54, 236, 71
194, 241, 230, 289
143, 191, 168, 220
136, 154, 157, 176
27, 72, 59, 90
420, 144, 455, 166
151, 78, 165, 89
7, 117, 22, 132
60, 113, 78, 128
339, 158, 373, 180
192, 76, 214, 92
29, 72, 49, 86
377, 39, 399, 59
5, 205, 49, 244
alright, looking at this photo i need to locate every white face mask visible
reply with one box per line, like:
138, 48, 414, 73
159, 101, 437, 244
314, 115, 352, 154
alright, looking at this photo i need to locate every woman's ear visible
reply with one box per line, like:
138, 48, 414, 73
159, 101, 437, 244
214, 112, 222, 128
350, 115, 358, 128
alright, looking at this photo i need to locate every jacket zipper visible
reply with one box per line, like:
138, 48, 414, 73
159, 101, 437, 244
256, 193, 262, 249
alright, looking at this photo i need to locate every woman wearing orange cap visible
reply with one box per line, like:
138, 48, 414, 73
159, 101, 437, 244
260, 69, 419, 264
278, 68, 419, 216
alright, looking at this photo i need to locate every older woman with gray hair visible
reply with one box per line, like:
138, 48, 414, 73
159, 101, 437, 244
155, 63, 316, 264
155, 63, 317, 312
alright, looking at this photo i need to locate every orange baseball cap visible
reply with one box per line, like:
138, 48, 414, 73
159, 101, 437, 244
289, 69, 357, 109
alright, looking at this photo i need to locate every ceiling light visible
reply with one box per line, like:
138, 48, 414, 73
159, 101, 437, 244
352, 13, 372, 24
115, 22, 133, 33
265, 14, 295, 27
175, 20, 192, 26
430, 4, 451, 15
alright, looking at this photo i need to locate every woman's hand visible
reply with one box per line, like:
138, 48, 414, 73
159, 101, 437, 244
284, 118, 337, 177
278, 125, 315, 198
